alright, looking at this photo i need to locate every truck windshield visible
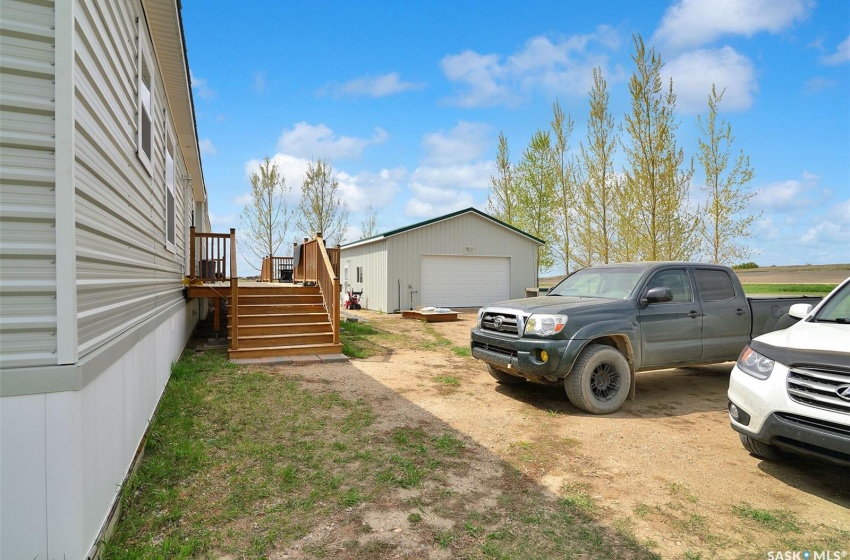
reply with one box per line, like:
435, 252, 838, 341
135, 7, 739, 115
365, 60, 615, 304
548, 267, 644, 299
814, 280, 850, 323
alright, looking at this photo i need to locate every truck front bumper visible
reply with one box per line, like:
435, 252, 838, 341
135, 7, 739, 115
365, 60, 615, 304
470, 329, 584, 382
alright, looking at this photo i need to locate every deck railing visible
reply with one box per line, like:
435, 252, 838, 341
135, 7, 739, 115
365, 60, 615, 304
293, 234, 340, 345
260, 256, 294, 282
189, 227, 239, 349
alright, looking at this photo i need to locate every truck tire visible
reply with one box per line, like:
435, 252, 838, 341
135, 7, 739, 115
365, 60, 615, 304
487, 365, 526, 385
564, 344, 631, 414
739, 434, 789, 461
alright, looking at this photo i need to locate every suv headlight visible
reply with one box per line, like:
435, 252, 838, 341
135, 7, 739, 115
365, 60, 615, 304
524, 314, 567, 336
737, 346, 775, 379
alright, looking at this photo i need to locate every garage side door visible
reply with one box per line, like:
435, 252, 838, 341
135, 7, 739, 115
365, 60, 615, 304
420, 255, 510, 307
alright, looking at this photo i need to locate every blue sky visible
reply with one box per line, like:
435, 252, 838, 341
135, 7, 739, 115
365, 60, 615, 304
182, 0, 849, 271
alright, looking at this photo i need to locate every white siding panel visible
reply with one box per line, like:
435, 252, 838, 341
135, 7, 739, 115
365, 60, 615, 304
73, 0, 186, 357
421, 255, 510, 307
0, 393, 48, 560
340, 240, 388, 311
0, 0, 57, 368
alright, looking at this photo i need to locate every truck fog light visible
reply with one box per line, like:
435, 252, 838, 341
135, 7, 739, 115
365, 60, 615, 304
540, 350, 548, 362
729, 402, 740, 421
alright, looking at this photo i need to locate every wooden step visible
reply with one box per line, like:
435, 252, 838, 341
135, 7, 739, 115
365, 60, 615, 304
237, 322, 332, 335
235, 312, 330, 326
235, 286, 321, 296
236, 294, 324, 305
232, 332, 334, 348
231, 303, 327, 315
229, 342, 343, 359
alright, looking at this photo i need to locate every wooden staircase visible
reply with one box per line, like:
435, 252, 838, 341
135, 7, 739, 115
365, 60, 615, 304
227, 285, 343, 359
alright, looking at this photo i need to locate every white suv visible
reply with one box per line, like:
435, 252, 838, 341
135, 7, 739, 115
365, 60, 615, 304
728, 277, 850, 465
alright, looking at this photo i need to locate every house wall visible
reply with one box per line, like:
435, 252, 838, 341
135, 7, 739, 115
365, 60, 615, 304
0, 0, 205, 557
386, 212, 539, 310
340, 238, 389, 311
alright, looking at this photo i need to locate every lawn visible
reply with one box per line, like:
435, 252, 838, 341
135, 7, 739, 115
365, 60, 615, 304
104, 348, 658, 559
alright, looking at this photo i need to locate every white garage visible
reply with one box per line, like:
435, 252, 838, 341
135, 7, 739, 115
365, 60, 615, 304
340, 208, 544, 312
420, 255, 510, 307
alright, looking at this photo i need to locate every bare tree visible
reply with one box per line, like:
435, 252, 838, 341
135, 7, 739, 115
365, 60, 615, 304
515, 130, 556, 273
486, 132, 517, 224
697, 85, 759, 265
360, 204, 378, 239
239, 156, 292, 270
297, 159, 349, 245
550, 99, 577, 274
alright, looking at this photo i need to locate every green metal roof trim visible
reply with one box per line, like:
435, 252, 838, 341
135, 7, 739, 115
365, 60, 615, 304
341, 207, 546, 248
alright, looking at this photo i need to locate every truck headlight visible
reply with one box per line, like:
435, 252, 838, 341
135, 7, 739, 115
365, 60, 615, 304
737, 346, 775, 379
524, 314, 567, 336
477, 307, 485, 327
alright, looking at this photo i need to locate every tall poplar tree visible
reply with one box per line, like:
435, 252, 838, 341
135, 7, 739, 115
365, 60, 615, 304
360, 204, 379, 239
577, 67, 619, 265
296, 159, 349, 246
697, 85, 758, 265
550, 100, 577, 274
515, 130, 556, 273
240, 156, 292, 270
622, 35, 697, 261
486, 132, 517, 224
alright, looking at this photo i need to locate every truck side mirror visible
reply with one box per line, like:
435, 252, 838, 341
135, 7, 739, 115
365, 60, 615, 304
643, 287, 673, 305
788, 303, 812, 320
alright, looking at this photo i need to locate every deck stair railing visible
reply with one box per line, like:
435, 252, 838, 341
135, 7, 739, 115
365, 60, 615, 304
260, 255, 294, 282
293, 234, 340, 345
189, 227, 239, 348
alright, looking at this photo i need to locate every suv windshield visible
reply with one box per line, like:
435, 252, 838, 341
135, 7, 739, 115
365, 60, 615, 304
548, 267, 644, 299
814, 280, 850, 323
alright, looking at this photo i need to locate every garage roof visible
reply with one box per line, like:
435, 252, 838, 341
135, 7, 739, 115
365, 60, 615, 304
342, 207, 545, 250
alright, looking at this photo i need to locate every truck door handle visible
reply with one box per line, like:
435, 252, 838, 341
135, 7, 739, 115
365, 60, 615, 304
735, 308, 745, 316
688, 310, 702, 318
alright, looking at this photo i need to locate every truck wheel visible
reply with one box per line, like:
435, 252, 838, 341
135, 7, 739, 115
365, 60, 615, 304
739, 434, 789, 461
487, 365, 526, 385
564, 344, 630, 414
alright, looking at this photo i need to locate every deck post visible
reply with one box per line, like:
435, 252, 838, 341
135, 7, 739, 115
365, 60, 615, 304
189, 226, 196, 278
229, 228, 239, 350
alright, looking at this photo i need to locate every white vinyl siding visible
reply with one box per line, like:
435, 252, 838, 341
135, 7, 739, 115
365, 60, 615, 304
421, 255, 510, 307
0, 0, 58, 368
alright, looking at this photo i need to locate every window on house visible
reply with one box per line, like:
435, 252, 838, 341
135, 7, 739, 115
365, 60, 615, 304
137, 21, 153, 171
165, 136, 176, 249
356, 266, 363, 283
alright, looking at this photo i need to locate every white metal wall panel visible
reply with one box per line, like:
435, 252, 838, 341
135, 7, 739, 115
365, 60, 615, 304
73, 0, 187, 356
340, 239, 389, 311
386, 212, 539, 310
0, 0, 58, 368
421, 255, 510, 307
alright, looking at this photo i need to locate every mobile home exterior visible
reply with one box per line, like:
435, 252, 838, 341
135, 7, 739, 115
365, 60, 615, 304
340, 208, 544, 312
0, 0, 208, 557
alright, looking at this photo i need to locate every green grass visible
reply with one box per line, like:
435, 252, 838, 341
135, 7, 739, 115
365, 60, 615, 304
339, 320, 381, 358
732, 503, 802, 533
742, 283, 836, 295
104, 348, 660, 559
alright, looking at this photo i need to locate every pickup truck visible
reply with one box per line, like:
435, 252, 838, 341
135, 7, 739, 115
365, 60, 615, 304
728, 276, 850, 465
470, 262, 822, 414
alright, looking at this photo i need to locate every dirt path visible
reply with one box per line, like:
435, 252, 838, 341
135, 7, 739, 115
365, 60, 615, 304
325, 310, 849, 558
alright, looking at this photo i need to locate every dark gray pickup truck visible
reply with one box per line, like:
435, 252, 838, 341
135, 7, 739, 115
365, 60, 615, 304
470, 262, 822, 414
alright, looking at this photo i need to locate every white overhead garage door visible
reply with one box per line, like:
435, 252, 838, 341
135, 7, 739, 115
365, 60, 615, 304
420, 255, 510, 307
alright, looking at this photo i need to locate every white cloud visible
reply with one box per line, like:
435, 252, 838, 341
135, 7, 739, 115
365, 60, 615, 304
440, 27, 624, 108
421, 121, 490, 166
277, 122, 388, 161
335, 167, 405, 213
244, 154, 309, 203
410, 163, 492, 190
190, 71, 215, 101
405, 183, 475, 218
664, 47, 757, 113
199, 138, 216, 155
753, 173, 821, 211
326, 73, 425, 97
803, 76, 837, 95
652, 0, 813, 51
209, 211, 236, 228
821, 35, 850, 65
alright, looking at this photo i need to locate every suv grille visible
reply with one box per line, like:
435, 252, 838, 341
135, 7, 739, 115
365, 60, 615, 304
480, 310, 524, 336
787, 365, 850, 414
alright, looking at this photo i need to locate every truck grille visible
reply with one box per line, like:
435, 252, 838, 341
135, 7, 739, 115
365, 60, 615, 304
480, 310, 524, 336
787, 365, 850, 415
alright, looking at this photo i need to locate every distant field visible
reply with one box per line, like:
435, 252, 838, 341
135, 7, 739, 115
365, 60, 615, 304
742, 283, 836, 295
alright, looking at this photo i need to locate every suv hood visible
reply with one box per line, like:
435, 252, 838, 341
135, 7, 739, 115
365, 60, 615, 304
756, 319, 850, 353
